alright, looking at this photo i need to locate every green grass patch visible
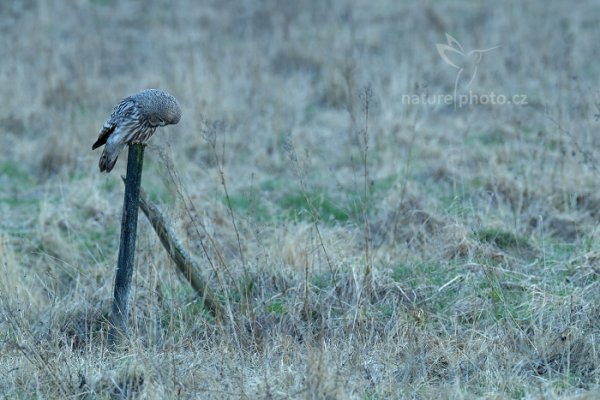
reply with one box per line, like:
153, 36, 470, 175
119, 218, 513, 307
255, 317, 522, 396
0, 160, 37, 196
265, 299, 285, 315
78, 225, 118, 261
223, 193, 271, 221
0, 194, 39, 208
391, 260, 455, 287
99, 177, 118, 193
475, 228, 530, 250
254, 175, 397, 223
184, 298, 216, 321
0, 160, 34, 182
477, 129, 505, 145
280, 191, 349, 222
371, 174, 398, 194
311, 273, 331, 289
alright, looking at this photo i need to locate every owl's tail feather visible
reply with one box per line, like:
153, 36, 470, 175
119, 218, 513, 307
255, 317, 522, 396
98, 143, 124, 173
92, 137, 106, 150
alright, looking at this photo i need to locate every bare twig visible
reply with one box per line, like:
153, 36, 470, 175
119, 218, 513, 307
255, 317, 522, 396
359, 85, 373, 285
286, 139, 336, 278
547, 111, 600, 178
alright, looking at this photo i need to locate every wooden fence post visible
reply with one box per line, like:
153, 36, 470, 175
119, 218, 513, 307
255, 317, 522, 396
108, 143, 145, 346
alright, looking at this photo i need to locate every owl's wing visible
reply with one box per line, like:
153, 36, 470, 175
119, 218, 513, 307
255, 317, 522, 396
92, 121, 116, 150
92, 98, 137, 150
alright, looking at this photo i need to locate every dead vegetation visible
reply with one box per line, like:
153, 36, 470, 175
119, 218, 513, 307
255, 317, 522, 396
2, 0, 600, 398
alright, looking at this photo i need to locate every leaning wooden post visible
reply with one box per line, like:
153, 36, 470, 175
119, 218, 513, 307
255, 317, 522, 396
134, 182, 224, 321
108, 143, 145, 345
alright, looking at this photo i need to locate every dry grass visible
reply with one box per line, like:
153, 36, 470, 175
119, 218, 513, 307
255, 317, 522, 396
2, 0, 600, 398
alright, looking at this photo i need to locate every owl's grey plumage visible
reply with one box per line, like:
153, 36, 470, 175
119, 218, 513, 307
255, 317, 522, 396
92, 89, 181, 173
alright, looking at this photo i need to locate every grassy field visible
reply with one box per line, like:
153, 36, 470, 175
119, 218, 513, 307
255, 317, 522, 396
2, 0, 600, 398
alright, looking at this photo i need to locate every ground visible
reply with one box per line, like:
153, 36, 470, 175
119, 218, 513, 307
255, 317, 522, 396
2, 0, 600, 398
